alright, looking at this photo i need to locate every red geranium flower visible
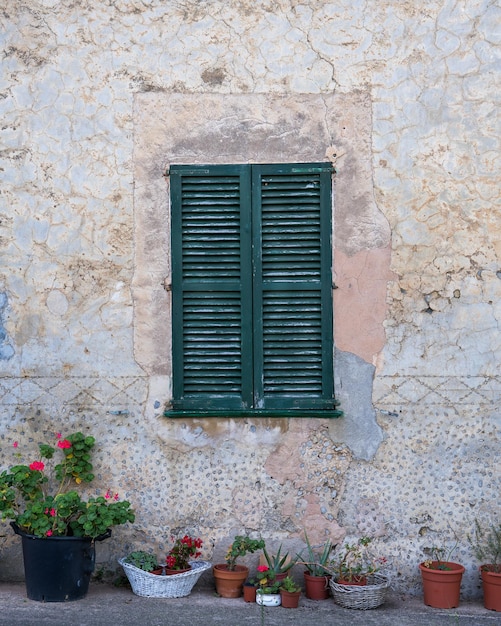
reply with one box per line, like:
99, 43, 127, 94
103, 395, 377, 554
29, 461, 44, 471
165, 534, 204, 570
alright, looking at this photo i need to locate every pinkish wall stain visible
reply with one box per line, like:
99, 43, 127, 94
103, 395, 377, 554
334, 246, 395, 365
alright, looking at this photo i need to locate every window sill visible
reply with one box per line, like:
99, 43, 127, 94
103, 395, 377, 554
163, 409, 343, 419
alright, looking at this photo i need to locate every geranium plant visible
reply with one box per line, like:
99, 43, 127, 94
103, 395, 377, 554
254, 565, 281, 595
165, 534, 203, 570
0, 431, 135, 538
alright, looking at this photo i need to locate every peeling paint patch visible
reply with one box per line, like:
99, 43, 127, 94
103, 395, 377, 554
334, 246, 396, 364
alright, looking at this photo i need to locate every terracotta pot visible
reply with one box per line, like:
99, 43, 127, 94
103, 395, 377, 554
275, 572, 289, 582
337, 576, 367, 586
213, 564, 249, 598
280, 589, 301, 608
151, 565, 192, 576
303, 571, 331, 600
419, 561, 465, 608
481, 568, 501, 612
243, 583, 257, 602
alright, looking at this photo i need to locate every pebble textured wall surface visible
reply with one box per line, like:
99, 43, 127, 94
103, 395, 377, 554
1, 0, 500, 598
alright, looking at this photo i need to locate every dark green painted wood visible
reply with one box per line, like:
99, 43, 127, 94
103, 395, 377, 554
168, 163, 340, 417
252, 164, 335, 410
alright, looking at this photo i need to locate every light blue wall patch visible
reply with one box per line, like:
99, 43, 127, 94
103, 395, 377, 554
0, 293, 14, 360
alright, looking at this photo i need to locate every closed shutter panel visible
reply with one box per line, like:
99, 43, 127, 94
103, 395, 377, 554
170, 165, 253, 410
252, 164, 335, 410
169, 162, 338, 416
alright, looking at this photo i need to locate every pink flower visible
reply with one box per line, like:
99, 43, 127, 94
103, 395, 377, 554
56, 433, 62, 439
113, 493, 119, 501
57, 439, 72, 449
50, 508, 56, 517
257, 565, 269, 572
29, 461, 44, 471
12, 441, 18, 448
105, 490, 111, 500
46, 530, 53, 537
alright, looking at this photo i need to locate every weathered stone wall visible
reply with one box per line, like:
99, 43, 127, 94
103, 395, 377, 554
1, 0, 499, 598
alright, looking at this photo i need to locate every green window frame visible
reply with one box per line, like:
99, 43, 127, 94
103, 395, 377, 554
165, 163, 341, 418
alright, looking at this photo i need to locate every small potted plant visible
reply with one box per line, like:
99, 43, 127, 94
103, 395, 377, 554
329, 536, 386, 585
124, 551, 158, 573
163, 534, 204, 574
119, 535, 211, 598
296, 532, 334, 600
213, 535, 265, 598
419, 542, 465, 609
254, 565, 282, 606
263, 543, 294, 581
0, 431, 135, 602
243, 580, 257, 602
328, 536, 390, 610
280, 575, 302, 608
468, 519, 501, 611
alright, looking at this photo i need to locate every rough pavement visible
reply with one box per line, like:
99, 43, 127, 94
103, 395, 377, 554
0, 583, 500, 626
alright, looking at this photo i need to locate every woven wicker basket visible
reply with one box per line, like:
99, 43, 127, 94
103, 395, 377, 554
119, 558, 212, 598
329, 574, 389, 610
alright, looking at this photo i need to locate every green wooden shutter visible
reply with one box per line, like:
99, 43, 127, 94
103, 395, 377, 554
168, 162, 339, 417
251, 163, 335, 410
170, 165, 253, 410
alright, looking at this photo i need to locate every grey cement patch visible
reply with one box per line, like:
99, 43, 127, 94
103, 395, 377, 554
331, 350, 384, 461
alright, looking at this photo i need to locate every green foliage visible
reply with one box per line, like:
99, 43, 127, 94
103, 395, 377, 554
70, 496, 134, 538
263, 544, 293, 574
124, 551, 158, 572
54, 432, 95, 485
0, 432, 135, 538
328, 536, 386, 582
254, 566, 281, 594
297, 531, 334, 576
422, 530, 460, 571
280, 575, 301, 593
225, 535, 265, 571
468, 519, 501, 573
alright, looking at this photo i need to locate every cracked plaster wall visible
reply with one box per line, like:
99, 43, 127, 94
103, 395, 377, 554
0, 0, 499, 597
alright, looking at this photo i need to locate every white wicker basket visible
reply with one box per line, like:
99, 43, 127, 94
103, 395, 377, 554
329, 574, 390, 610
119, 558, 212, 598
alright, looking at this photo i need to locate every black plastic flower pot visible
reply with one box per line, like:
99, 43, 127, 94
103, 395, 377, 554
11, 523, 111, 602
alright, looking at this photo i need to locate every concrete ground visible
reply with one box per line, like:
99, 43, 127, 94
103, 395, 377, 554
0, 582, 500, 626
